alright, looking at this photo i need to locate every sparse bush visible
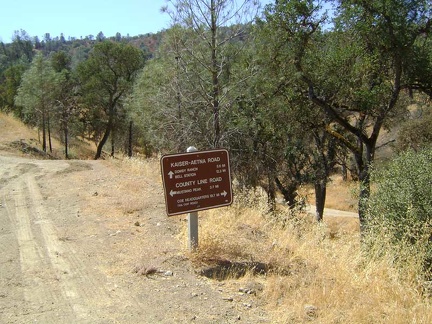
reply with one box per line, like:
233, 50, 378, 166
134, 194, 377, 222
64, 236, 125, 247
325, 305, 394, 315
365, 148, 432, 279
397, 108, 432, 152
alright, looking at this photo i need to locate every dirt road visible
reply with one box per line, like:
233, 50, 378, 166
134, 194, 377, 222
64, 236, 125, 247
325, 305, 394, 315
0, 149, 268, 323
305, 205, 358, 218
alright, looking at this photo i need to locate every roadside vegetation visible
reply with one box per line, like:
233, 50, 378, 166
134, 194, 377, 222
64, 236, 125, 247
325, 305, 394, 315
1, 0, 432, 322
187, 157, 432, 323
119, 149, 432, 323
2, 109, 432, 322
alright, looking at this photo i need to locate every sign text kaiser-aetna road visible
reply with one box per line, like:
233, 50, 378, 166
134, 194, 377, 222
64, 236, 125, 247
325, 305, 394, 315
160, 149, 233, 216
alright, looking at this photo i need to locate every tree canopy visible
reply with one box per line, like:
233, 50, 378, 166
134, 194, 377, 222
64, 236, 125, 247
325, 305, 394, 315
15, 52, 65, 152
1, 0, 431, 228
259, 0, 432, 226
76, 41, 145, 159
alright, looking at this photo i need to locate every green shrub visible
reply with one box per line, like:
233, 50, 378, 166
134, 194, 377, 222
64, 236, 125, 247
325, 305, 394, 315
365, 148, 432, 276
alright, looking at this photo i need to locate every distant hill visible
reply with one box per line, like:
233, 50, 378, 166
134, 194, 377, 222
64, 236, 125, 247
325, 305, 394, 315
1, 29, 166, 71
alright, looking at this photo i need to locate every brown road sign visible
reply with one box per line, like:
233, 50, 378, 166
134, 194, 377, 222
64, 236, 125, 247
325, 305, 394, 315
160, 149, 233, 216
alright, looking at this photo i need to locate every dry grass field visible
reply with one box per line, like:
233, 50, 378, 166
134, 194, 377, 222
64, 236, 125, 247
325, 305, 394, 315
2, 111, 431, 323
190, 185, 432, 323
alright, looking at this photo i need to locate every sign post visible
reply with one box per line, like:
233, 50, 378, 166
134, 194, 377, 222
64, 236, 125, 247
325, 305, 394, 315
160, 147, 233, 250
186, 146, 198, 251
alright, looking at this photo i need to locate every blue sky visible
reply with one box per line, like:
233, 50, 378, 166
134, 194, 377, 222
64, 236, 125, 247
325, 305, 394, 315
1, 0, 275, 43
0, 0, 171, 43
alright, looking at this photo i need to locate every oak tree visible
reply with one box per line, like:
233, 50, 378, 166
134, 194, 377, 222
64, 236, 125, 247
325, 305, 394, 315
15, 52, 64, 152
262, 0, 432, 227
77, 41, 144, 159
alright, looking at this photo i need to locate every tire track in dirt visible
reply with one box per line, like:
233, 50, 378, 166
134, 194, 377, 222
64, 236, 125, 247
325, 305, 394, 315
0, 158, 112, 323
1, 164, 76, 322
13, 177, 76, 322
0, 163, 23, 322
25, 172, 112, 321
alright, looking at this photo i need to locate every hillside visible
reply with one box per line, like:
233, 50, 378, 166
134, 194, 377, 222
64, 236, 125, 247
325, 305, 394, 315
1, 112, 431, 323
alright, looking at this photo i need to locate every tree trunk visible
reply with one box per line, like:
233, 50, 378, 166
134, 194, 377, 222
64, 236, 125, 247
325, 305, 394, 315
210, 0, 220, 148
342, 163, 348, 181
314, 181, 326, 222
357, 142, 374, 233
267, 173, 276, 213
42, 109, 47, 152
48, 113, 52, 153
110, 125, 116, 158
311, 131, 332, 222
64, 124, 69, 159
111, 135, 115, 157
175, 56, 184, 152
95, 119, 113, 160
275, 177, 298, 208
128, 120, 133, 158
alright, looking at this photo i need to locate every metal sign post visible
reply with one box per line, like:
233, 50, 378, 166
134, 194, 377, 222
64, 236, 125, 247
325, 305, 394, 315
160, 147, 233, 251
186, 146, 198, 251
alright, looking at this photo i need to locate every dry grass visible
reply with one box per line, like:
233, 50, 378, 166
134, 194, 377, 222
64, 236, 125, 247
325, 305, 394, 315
300, 174, 359, 212
3, 111, 430, 322
84, 156, 431, 323
0, 112, 97, 159
89, 156, 163, 218
117, 156, 164, 213
0, 112, 36, 141
186, 184, 432, 323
